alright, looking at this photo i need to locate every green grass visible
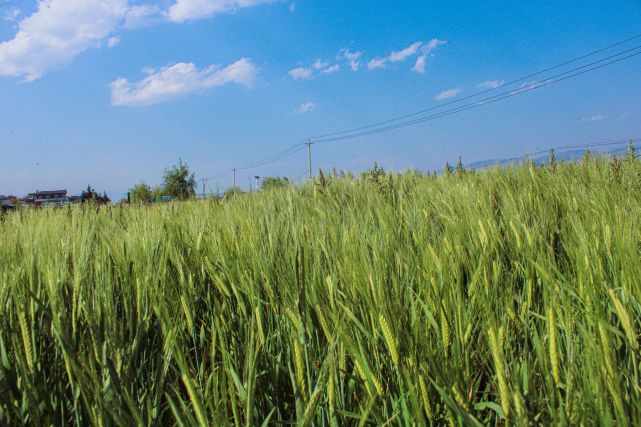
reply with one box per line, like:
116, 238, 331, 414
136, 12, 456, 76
2, 156, 641, 425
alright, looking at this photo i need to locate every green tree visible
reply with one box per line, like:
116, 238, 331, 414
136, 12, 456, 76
627, 140, 636, 161
261, 177, 290, 191
162, 159, 196, 200
129, 182, 152, 204
455, 156, 464, 176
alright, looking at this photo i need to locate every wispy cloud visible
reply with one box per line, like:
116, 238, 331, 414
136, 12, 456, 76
435, 87, 463, 100
367, 41, 422, 70
288, 60, 340, 80
477, 79, 504, 90
110, 58, 257, 106
313, 59, 328, 70
124, 4, 164, 29
321, 64, 340, 74
368, 39, 446, 73
412, 55, 427, 74
291, 101, 316, 115
166, 0, 275, 22
2, 6, 19, 21
582, 113, 606, 123
288, 66, 313, 80
106, 36, 120, 48
338, 48, 362, 71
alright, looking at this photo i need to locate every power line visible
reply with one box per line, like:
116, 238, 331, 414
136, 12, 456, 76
203, 142, 305, 181
205, 34, 641, 182
311, 47, 641, 143
235, 142, 306, 171
310, 33, 641, 140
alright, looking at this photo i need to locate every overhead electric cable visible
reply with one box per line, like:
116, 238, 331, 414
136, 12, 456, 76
311, 48, 641, 143
235, 142, 307, 171
310, 34, 641, 140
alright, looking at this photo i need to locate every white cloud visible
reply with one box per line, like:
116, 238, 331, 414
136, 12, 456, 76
477, 79, 504, 90
412, 55, 426, 74
0, 0, 128, 81
435, 87, 463, 100
582, 113, 606, 123
288, 66, 312, 80
338, 48, 362, 71
321, 64, 340, 74
167, 0, 274, 22
107, 37, 120, 48
110, 58, 258, 106
389, 41, 422, 62
289, 60, 340, 79
2, 6, 19, 21
368, 39, 445, 71
291, 101, 316, 115
313, 59, 328, 70
124, 4, 164, 29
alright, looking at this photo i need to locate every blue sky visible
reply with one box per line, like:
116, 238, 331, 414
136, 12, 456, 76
1, 0, 640, 198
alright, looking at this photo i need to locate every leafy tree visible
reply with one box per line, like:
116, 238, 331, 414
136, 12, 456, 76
261, 177, 290, 191
162, 159, 196, 200
81, 185, 110, 204
455, 156, 464, 175
129, 182, 153, 204
627, 140, 636, 161
151, 186, 165, 202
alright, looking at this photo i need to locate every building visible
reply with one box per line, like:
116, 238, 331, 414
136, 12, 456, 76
24, 190, 69, 206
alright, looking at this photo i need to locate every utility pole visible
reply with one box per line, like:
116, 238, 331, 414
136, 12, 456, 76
255, 176, 260, 191
305, 139, 313, 180
200, 178, 208, 198
233, 167, 237, 188
248, 177, 252, 192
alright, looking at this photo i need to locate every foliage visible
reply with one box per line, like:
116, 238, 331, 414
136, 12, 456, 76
162, 159, 196, 200
455, 156, 464, 175
261, 176, 290, 191
80, 185, 110, 204
2, 156, 641, 425
129, 182, 153, 204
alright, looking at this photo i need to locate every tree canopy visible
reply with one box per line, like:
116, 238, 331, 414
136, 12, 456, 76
162, 159, 196, 200
129, 182, 152, 204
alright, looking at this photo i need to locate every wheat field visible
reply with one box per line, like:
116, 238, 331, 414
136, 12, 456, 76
1, 156, 641, 425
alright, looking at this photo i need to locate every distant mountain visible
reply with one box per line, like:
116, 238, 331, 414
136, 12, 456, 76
465, 145, 641, 170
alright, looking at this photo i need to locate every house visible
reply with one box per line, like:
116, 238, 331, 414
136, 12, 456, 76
25, 189, 69, 206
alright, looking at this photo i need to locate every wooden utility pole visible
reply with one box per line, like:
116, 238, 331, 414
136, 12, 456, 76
305, 139, 313, 180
